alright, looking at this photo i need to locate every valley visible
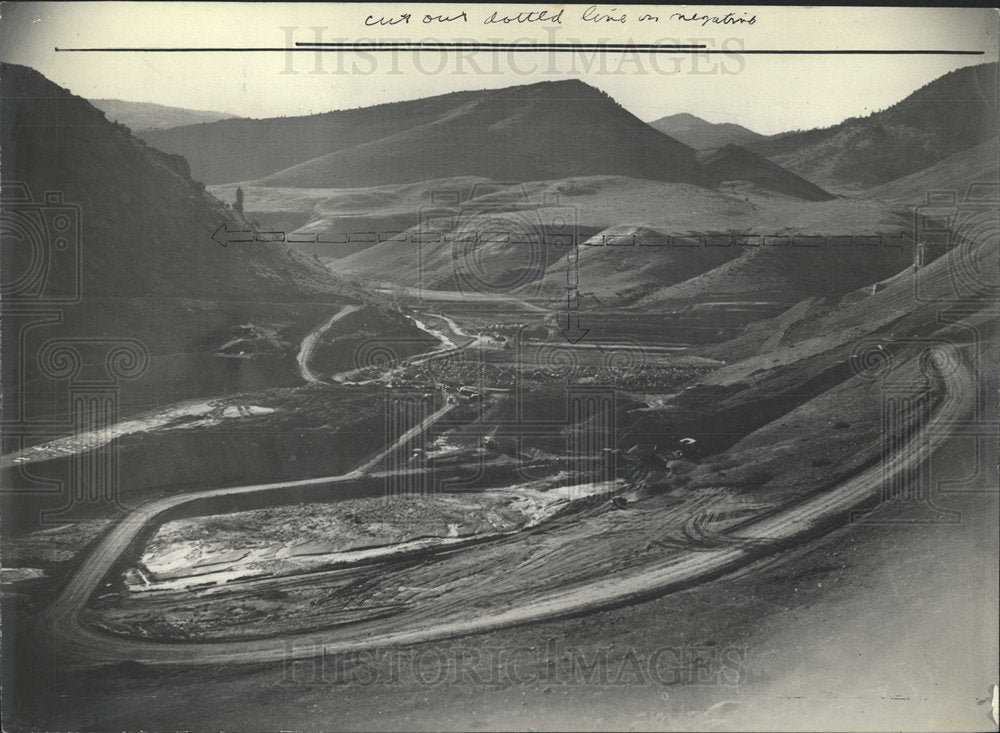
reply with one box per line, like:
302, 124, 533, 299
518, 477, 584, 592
0, 40, 997, 733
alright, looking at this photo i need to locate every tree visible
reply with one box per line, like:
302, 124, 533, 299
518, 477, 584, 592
234, 186, 244, 213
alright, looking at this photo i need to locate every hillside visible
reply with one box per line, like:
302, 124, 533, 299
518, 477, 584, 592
144, 81, 707, 188
636, 235, 913, 310
611, 208, 996, 515
2, 64, 339, 301
600, 169, 996, 499
89, 98, 236, 131
748, 63, 999, 192
335, 175, 910, 305
867, 138, 1000, 204
140, 88, 487, 184
0, 64, 417, 418
649, 112, 765, 149
208, 177, 498, 259
203, 148, 835, 268
254, 80, 707, 189
698, 144, 835, 202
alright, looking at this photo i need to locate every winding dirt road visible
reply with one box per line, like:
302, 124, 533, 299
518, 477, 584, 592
296, 303, 363, 384
42, 347, 972, 668
329, 310, 484, 383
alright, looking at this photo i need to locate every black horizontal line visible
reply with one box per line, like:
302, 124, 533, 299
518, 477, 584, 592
298, 42, 708, 49
54, 46, 986, 55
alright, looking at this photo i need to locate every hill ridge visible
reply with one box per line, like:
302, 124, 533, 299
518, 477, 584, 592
142, 79, 707, 188
248, 79, 708, 189
698, 144, 835, 202
88, 98, 236, 130
649, 113, 765, 150
748, 62, 999, 191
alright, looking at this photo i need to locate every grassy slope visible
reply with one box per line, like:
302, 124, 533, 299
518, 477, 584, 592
609, 219, 996, 503
142, 80, 705, 190
138, 88, 486, 184
868, 138, 1000, 204
333, 175, 909, 305
254, 80, 706, 189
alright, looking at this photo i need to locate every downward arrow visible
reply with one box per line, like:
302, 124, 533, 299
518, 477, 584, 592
211, 223, 253, 247
561, 241, 588, 343
561, 312, 589, 344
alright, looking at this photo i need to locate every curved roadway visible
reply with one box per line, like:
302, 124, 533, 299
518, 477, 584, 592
43, 348, 972, 667
296, 304, 363, 384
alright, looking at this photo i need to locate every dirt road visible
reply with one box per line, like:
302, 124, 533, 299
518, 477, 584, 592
3, 305, 364, 468
329, 310, 486, 383
41, 394, 456, 666
44, 348, 972, 668
296, 304, 363, 384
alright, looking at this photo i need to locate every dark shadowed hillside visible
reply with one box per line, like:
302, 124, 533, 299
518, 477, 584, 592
1, 64, 339, 301
140, 88, 488, 184
748, 63, 999, 191
698, 144, 835, 202
649, 112, 765, 150
0, 64, 419, 418
89, 99, 236, 131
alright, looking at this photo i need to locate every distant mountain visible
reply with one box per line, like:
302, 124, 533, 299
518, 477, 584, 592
749, 62, 999, 192
649, 112, 765, 150
144, 80, 709, 188
698, 144, 835, 202
89, 98, 236, 130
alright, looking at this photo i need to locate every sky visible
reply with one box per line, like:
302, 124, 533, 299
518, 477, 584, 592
1, 3, 997, 135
